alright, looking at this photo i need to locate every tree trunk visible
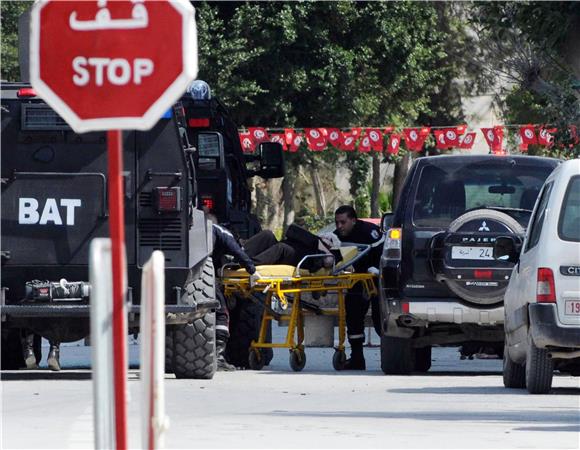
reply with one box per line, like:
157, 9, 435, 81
393, 153, 411, 210
370, 153, 381, 217
282, 163, 296, 231
309, 161, 327, 217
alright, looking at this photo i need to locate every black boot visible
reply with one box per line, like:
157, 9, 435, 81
47, 343, 60, 372
344, 340, 366, 370
23, 333, 38, 369
216, 339, 236, 371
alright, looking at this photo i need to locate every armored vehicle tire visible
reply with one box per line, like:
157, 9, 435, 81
172, 312, 217, 379
444, 209, 525, 305
414, 346, 432, 373
503, 342, 525, 389
525, 333, 553, 394
165, 331, 174, 374
226, 298, 273, 368
1, 329, 41, 370
381, 335, 415, 375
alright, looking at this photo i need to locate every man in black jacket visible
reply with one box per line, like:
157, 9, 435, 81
211, 221, 261, 371
333, 205, 383, 370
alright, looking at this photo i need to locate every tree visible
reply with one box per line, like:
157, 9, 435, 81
1, 1, 33, 81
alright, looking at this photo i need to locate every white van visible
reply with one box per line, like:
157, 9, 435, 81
495, 158, 580, 394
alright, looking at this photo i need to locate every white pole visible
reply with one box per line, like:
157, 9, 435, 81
90, 238, 116, 450
140, 250, 169, 449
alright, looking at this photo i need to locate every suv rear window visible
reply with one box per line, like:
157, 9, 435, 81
412, 161, 553, 228
559, 175, 580, 242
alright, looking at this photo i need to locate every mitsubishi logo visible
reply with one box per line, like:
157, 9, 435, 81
478, 221, 490, 232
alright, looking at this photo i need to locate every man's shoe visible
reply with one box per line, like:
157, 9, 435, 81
24, 348, 38, 369
47, 346, 60, 372
343, 357, 366, 370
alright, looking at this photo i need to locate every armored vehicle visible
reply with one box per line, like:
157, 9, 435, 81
0, 82, 283, 376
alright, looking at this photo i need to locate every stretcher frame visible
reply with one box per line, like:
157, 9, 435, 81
221, 244, 378, 371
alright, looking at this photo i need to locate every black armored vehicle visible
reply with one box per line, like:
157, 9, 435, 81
379, 155, 560, 374
0, 82, 283, 376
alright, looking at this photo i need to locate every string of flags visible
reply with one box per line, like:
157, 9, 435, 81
238, 124, 578, 155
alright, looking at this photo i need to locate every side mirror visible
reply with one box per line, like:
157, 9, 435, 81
257, 142, 284, 179
493, 236, 520, 263
381, 212, 394, 233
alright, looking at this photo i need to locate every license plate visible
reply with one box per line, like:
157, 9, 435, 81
564, 300, 580, 315
451, 246, 494, 260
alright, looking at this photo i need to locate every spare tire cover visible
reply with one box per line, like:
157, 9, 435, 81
443, 209, 524, 306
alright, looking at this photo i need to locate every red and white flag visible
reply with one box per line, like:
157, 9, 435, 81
433, 129, 448, 149
366, 128, 384, 151
358, 135, 372, 153
538, 127, 556, 147
387, 134, 401, 154
239, 131, 256, 153
305, 128, 328, 151
458, 132, 476, 150
519, 125, 537, 145
403, 127, 430, 151
269, 133, 287, 151
517, 133, 528, 152
443, 127, 460, 147
350, 127, 362, 139
284, 128, 303, 153
481, 126, 504, 153
340, 132, 356, 151
383, 126, 395, 135
327, 128, 343, 148
248, 127, 269, 143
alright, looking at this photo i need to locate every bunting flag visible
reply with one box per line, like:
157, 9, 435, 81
350, 127, 362, 139
305, 128, 328, 151
570, 125, 579, 145
388, 133, 401, 154
341, 132, 356, 151
327, 128, 343, 148
403, 127, 430, 151
248, 127, 269, 144
358, 135, 372, 153
443, 127, 460, 147
433, 129, 448, 149
519, 125, 537, 145
269, 133, 287, 151
481, 126, 504, 153
458, 132, 476, 149
538, 127, 556, 147
366, 128, 384, 151
239, 131, 255, 153
456, 124, 468, 135
517, 133, 528, 152
284, 128, 303, 153
383, 126, 395, 134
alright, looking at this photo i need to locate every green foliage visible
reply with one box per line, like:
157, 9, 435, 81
1, 1, 32, 81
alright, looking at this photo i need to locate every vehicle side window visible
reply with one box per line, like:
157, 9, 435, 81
558, 175, 580, 242
525, 182, 553, 252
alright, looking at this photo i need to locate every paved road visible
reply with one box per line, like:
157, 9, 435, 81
2, 332, 579, 449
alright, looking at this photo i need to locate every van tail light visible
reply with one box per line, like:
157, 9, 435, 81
201, 195, 214, 212
383, 228, 402, 261
537, 268, 556, 303
474, 270, 493, 279
17, 88, 37, 97
188, 118, 210, 128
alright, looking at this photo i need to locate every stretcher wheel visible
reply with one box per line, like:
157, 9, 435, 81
332, 350, 346, 371
289, 348, 306, 372
248, 349, 265, 370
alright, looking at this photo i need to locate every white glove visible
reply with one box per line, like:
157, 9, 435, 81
367, 266, 379, 276
250, 270, 262, 286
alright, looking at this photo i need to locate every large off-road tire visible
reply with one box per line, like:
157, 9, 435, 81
381, 335, 415, 375
226, 297, 273, 368
443, 209, 525, 305
525, 333, 553, 394
164, 330, 174, 374
414, 346, 432, 373
172, 313, 216, 379
503, 341, 525, 389
171, 258, 217, 379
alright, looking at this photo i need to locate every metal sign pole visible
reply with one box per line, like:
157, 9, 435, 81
107, 129, 128, 450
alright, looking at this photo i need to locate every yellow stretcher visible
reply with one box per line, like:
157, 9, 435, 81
221, 244, 378, 371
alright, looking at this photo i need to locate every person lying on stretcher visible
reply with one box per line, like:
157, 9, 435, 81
242, 224, 341, 273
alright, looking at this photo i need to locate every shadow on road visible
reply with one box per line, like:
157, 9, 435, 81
1, 370, 92, 381
388, 383, 580, 396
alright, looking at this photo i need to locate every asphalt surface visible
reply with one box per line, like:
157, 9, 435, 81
1, 329, 579, 449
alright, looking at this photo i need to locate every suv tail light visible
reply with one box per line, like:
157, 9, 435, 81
537, 268, 556, 303
383, 228, 402, 260
17, 88, 37, 97
201, 195, 214, 212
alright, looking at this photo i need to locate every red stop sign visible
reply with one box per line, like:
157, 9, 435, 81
30, 0, 197, 133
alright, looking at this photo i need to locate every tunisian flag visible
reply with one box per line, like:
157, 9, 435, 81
481, 126, 504, 153
358, 135, 372, 153
284, 129, 303, 153
458, 132, 476, 150
269, 133, 287, 151
538, 127, 556, 147
239, 131, 256, 153
305, 128, 328, 151
340, 132, 357, 151
387, 134, 401, 154
403, 127, 430, 151
433, 129, 448, 149
366, 128, 384, 151
519, 125, 537, 145
248, 127, 269, 144
327, 128, 343, 148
